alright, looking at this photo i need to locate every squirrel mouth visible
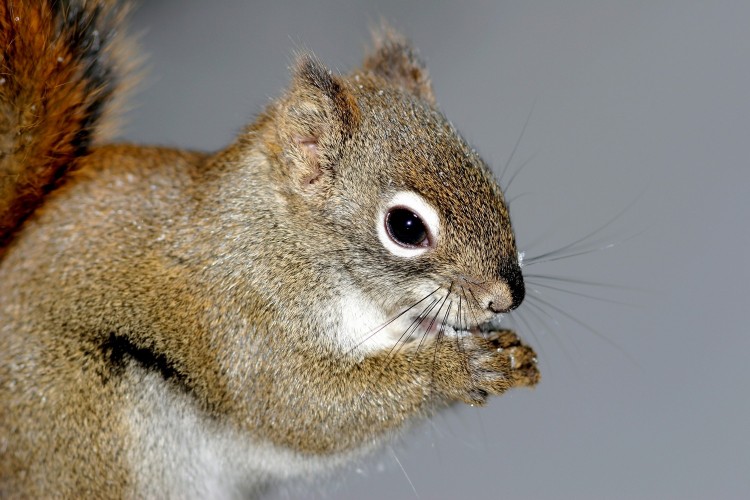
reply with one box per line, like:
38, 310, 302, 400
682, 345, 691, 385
382, 304, 507, 344
401, 315, 496, 341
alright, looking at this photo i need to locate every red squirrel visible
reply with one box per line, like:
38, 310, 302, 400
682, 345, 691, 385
0, 1, 538, 497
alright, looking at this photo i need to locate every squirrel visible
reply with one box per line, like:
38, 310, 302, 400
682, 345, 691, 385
0, 1, 540, 498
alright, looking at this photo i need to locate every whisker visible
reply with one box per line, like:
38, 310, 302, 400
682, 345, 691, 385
386, 297, 442, 364
456, 293, 479, 382
466, 287, 482, 311
511, 306, 553, 371
504, 152, 539, 194
523, 191, 645, 265
522, 273, 644, 291
458, 275, 488, 287
463, 279, 496, 318
460, 286, 485, 337
456, 294, 468, 361
512, 304, 568, 376
347, 286, 441, 353
357, 296, 444, 405
523, 233, 617, 265
517, 217, 566, 255
416, 288, 453, 354
499, 100, 536, 188
525, 279, 639, 307
391, 449, 420, 498
437, 302, 453, 340
367, 297, 440, 389
464, 279, 492, 296
523, 229, 647, 267
429, 304, 451, 397
525, 293, 640, 368
519, 298, 577, 375
507, 191, 536, 207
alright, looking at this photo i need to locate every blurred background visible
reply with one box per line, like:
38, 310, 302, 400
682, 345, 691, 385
124, 1, 750, 498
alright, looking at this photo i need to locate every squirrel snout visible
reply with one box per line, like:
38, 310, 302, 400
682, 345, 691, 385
485, 265, 525, 313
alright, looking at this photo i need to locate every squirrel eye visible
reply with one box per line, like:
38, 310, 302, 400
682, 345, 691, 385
386, 208, 428, 247
377, 191, 439, 258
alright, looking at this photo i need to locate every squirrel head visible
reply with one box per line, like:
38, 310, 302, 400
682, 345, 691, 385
254, 30, 523, 351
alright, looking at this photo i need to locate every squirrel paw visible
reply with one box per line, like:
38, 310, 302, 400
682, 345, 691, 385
484, 329, 540, 390
438, 329, 539, 405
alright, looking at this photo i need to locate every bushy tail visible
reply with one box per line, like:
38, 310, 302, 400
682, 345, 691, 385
0, 0, 137, 249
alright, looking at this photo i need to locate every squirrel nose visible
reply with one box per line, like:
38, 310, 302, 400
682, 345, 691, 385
486, 263, 525, 313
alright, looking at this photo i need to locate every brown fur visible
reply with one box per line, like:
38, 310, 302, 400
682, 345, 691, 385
0, 0, 137, 251
0, 2, 538, 497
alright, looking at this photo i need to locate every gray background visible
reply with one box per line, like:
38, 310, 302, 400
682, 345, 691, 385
123, 1, 750, 499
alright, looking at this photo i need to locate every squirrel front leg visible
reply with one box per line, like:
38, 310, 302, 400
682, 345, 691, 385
256, 330, 539, 455
357, 329, 540, 406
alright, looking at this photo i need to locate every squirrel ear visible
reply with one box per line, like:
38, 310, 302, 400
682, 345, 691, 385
361, 27, 435, 105
275, 55, 360, 188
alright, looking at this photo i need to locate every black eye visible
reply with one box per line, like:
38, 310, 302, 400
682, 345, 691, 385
386, 207, 428, 247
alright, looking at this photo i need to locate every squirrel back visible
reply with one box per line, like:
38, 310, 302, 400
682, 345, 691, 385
0, 1, 539, 497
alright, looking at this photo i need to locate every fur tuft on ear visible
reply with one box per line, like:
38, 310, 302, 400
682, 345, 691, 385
274, 55, 360, 189
362, 26, 435, 105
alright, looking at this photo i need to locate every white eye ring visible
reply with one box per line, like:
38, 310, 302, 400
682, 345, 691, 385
377, 191, 440, 258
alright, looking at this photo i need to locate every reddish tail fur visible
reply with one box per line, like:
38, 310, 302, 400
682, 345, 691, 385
0, 0, 136, 250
